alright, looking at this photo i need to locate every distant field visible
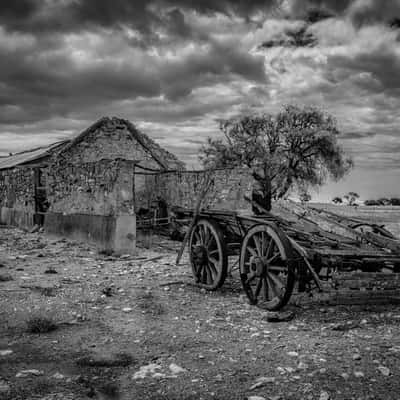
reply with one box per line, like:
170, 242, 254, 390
310, 203, 400, 238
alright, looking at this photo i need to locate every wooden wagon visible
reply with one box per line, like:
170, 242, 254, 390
174, 201, 400, 311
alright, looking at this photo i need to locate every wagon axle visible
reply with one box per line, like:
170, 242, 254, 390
248, 256, 269, 277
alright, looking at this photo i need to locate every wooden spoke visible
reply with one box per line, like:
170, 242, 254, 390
247, 246, 258, 258
267, 272, 285, 292
253, 235, 263, 256
267, 253, 280, 264
194, 231, 201, 244
209, 256, 220, 267
266, 275, 280, 298
266, 238, 274, 258
262, 277, 268, 301
208, 262, 218, 279
268, 265, 287, 272
203, 226, 211, 247
254, 278, 263, 298
208, 248, 220, 257
245, 273, 256, 285
260, 231, 266, 256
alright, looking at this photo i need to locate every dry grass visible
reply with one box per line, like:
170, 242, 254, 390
0, 273, 13, 282
26, 316, 58, 334
136, 291, 165, 315
75, 352, 133, 368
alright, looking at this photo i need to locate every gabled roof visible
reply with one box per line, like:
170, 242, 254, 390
57, 117, 185, 170
0, 117, 185, 172
0, 141, 68, 170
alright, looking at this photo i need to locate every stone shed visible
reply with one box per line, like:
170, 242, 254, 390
0, 117, 184, 254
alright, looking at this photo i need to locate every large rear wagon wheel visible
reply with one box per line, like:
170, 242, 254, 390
240, 224, 295, 311
189, 219, 228, 290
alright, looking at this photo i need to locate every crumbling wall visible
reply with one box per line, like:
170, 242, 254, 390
135, 168, 254, 212
0, 167, 35, 212
46, 159, 134, 216
56, 118, 161, 170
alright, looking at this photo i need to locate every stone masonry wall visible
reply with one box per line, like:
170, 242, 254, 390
57, 119, 161, 170
0, 167, 35, 212
135, 168, 254, 212
46, 159, 134, 216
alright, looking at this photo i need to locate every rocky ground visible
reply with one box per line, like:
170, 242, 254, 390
1, 227, 400, 400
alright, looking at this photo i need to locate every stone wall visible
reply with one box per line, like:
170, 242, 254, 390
0, 167, 35, 212
135, 168, 254, 212
46, 158, 134, 216
56, 118, 162, 170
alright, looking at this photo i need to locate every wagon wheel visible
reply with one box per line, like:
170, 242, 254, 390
240, 224, 295, 311
189, 219, 228, 290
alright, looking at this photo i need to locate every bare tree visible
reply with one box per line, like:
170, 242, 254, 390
200, 105, 353, 210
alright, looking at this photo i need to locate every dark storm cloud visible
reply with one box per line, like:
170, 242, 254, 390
329, 50, 400, 92
0, 0, 38, 29
260, 25, 317, 48
0, 19, 266, 124
0, 0, 279, 36
349, 0, 400, 27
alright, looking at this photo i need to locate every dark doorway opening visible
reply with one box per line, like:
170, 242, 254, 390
34, 167, 49, 226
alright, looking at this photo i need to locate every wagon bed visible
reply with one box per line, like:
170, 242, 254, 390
174, 201, 400, 310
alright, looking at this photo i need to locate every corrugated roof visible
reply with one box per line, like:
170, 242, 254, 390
0, 141, 68, 170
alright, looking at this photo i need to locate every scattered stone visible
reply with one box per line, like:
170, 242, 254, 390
297, 361, 308, 370
331, 321, 359, 331
247, 396, 266, 400
354, 371, 364, 378
250, 376, 276, 390
132, 363, 165, 379
29, 225, 40, 233
0, 349, 13, 356
377, 366, 391, 376
265, 311, 295, 323
341, 372, 350, 380
16, 369, 44, 378
122, 307, 133, 313
353, 354, 361, 360
287, 351, 298, 357
102, 287, 113, 297
169, 363, 186, 374
52, 372, 65, 379
319, 391, 330, 400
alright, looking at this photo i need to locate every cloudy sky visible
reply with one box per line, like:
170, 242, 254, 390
0, 0, 399, 201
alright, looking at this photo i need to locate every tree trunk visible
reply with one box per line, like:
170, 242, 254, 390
251, 166, 272, 213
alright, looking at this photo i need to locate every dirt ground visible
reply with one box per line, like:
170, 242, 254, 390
1, 227, 400, 400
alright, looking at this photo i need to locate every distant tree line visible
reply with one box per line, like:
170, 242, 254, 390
364, 198, 400, 206
332, 194, 400, 206
332, 192, 359, 206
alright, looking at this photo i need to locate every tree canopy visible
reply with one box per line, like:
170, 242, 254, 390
200, 105, 353, 201
344, 191, 360, 206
